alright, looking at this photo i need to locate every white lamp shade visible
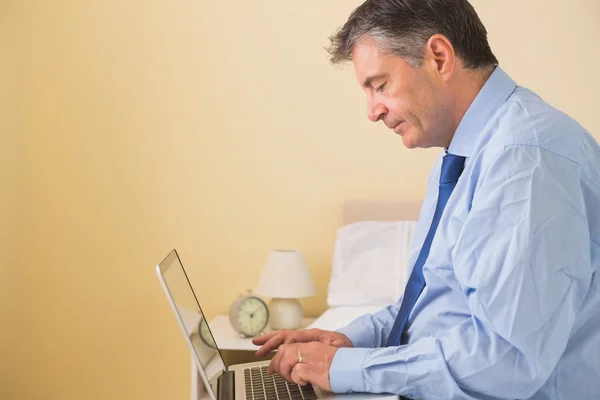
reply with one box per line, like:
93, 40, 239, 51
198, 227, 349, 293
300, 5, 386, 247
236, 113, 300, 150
255, 249, 316, 298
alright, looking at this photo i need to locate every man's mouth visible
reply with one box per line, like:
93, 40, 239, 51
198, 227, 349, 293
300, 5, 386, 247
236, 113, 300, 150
393, 121, 405, 134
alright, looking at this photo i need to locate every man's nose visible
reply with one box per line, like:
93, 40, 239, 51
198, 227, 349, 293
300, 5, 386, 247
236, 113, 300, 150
367, 98, 387, 122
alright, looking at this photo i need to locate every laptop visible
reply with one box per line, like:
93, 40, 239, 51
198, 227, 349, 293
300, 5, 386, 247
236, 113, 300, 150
156, 249, 398, 400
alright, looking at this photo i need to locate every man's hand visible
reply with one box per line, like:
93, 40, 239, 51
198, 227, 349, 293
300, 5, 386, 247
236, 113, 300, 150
252, 328, 353, 357
267, 341, 338, 391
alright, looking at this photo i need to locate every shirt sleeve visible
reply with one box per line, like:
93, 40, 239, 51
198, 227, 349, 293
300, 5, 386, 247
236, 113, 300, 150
328, 145, 593, 399
334, 303, 400, 348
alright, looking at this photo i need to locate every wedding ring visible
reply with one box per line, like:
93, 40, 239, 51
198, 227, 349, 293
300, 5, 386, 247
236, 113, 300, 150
297, 350, 303, 363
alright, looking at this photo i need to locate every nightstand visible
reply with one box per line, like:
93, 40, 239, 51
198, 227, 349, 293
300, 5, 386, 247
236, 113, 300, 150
191, 315, 316, 400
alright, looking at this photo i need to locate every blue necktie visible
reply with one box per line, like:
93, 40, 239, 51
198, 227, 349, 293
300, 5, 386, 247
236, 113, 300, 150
386, 153, 466, 347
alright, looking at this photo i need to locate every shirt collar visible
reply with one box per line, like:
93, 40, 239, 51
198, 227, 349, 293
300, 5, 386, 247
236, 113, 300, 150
447, 66, 517, 157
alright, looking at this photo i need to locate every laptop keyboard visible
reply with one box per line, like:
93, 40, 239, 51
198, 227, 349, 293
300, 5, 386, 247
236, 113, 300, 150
244, 366, 318, 400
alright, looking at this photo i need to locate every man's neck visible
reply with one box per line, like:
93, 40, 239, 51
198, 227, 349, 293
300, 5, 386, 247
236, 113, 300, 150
441, 67, 495, 149
451, 66, 495, 130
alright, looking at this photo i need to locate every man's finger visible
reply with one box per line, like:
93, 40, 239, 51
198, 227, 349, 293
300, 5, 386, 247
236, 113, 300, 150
279, 358, 297, 382
290, 365, 307, 386
283, 329, 313, 345
278, 344, 304, 381
255, 333, 286, 357
291, 363, 312, 387
267, 349, 282, 375
256, 329, 315, 357
267, 344, 290, 375
252, 331, 278, 346
283, 335, 297, 345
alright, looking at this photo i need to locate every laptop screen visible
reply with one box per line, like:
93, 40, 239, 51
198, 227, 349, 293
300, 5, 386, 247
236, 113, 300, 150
158, 249, 227, 392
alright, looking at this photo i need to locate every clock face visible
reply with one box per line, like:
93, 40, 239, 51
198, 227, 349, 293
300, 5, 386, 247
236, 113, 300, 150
236, 296, 268, 337
198, 318, 217, 349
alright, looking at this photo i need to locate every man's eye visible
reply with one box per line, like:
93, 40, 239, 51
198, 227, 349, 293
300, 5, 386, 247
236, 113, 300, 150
375, 83, 386, 92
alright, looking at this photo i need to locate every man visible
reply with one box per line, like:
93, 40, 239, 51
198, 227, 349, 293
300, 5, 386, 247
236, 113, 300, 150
253, 1, 600, 398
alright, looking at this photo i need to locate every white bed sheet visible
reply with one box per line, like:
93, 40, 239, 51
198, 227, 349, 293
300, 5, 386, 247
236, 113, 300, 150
307, 305, 384, 331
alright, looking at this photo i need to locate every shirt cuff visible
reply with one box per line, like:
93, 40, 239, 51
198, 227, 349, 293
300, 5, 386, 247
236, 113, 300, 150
329, 347, 370, 393
336, 321, 375, 348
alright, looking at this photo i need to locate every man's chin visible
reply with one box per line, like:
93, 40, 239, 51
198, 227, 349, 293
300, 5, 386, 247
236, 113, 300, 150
401, 135, 419, 149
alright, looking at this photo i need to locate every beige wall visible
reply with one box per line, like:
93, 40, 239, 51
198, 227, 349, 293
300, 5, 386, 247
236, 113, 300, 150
7, 0, 600, 399
1, 2, 22, 399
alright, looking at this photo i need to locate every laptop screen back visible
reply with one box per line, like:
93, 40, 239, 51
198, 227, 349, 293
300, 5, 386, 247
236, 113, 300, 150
158, 249, 227, 393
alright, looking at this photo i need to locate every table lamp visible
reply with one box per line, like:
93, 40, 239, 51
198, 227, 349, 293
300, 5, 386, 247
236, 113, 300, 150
255, 249, 316, 330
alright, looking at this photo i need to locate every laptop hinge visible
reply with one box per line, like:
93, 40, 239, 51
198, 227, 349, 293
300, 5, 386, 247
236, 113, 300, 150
217, 370, 235, 400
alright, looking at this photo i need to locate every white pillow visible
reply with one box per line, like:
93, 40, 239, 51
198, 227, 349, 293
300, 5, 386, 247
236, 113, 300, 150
327, 221, 416, 307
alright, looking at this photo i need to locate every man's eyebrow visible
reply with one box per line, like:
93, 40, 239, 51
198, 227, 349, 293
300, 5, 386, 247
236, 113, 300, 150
362, 73, 388, 88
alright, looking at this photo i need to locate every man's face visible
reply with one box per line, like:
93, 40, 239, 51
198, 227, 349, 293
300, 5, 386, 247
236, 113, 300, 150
352, 37, 453, 149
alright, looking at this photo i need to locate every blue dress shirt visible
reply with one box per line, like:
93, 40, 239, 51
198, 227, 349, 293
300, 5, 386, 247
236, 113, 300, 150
329, 66, 600, 399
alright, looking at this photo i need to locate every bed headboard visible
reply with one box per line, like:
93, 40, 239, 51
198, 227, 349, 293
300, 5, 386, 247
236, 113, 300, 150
341, 200, 422, 226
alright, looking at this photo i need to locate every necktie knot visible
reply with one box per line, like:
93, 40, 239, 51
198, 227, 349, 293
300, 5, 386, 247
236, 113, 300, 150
440, 153, 466, 184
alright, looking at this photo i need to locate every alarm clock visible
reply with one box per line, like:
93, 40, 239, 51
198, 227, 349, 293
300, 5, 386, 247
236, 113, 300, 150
228, 292, 269, 338
198, 317, 217, 349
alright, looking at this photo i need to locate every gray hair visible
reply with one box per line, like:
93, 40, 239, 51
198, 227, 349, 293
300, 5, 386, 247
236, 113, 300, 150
328, 0, 498, 69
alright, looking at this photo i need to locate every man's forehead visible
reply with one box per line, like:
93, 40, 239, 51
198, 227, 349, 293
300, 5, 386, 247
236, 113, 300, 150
352, 39, 389, 85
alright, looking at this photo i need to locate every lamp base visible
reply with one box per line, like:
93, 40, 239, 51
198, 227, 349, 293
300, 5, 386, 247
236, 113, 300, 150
269, 298, 303, 330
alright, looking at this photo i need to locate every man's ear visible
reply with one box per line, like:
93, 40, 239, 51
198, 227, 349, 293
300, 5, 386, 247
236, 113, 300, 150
425, 34, 456, 82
